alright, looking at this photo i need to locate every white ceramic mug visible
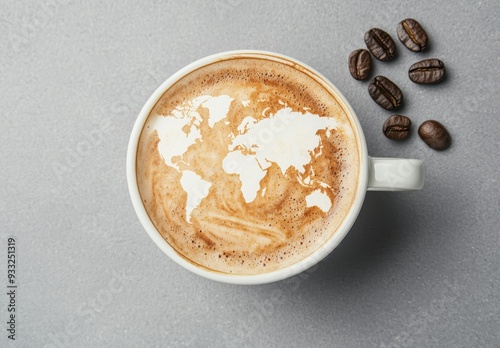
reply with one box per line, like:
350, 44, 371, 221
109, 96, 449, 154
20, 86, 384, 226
127, 50, 425, 285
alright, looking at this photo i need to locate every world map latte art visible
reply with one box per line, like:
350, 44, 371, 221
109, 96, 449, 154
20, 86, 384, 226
152, 95, 339, 223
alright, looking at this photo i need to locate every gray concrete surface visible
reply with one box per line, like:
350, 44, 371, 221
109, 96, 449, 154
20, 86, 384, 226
1, 0, 499, 347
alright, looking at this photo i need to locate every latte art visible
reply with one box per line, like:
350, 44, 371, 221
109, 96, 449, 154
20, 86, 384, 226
136, 56, 360, 274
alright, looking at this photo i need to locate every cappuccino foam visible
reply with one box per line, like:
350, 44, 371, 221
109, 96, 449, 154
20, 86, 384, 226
136, 55, 360, 275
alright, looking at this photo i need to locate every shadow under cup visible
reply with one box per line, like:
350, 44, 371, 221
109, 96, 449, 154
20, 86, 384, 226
127, 51, 370, 285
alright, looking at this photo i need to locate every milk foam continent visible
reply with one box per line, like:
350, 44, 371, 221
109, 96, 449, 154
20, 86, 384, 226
136, 56, 360, 274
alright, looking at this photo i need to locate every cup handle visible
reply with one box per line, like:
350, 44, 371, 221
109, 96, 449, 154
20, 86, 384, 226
367, 157, 425, 191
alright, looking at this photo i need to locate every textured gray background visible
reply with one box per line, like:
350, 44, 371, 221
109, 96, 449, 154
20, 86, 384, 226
1, 0, 499, 347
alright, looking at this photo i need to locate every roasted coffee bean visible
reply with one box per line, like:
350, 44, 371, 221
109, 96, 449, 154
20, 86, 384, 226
364, 28, 396, 61
409, 59, 446, 84
368, 76, 403, 110
383, 115, 412, 140
348, 49, 372, 80
418, 120, 451, 150
396, 18, 428, 52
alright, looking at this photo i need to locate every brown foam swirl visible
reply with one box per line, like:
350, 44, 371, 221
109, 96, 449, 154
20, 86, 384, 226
136, 55, 360, 274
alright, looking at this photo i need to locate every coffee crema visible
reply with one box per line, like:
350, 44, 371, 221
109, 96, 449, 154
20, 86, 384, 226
136, 55, 360, 275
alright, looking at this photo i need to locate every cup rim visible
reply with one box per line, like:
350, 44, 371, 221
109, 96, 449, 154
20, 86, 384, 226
126, 50, 369, 285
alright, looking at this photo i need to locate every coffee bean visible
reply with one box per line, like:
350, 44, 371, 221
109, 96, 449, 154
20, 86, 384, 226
364, 28, 396, 61
396, 18, 428, 52
409, 59, 446, 84
418, 120, 451, 150
383, 115, 411, 140
368, 76, 403, 110
348, 49, 372, 81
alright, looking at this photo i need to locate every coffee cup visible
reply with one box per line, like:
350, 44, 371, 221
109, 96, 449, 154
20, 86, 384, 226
126, 50, 424, 284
